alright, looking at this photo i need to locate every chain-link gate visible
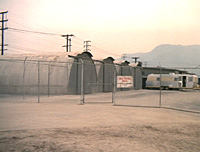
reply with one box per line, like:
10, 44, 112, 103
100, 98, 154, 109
113, 64, 161, 107
81, 61, 114, 104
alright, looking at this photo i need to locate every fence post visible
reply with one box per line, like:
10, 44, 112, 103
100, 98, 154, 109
23, 57, 27, 100
112, 67, 116, 105
134, 67, 136, 89
80, 59, 84, 104
48, 60, 52, 97
38, 60, 40, 103
66, 63, 69, 92
159, 64, 162, 108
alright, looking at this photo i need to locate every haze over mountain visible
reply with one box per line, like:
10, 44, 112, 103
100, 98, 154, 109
124, 44, 200, 76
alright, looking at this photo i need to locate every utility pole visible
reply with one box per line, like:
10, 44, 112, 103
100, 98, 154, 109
0, 11, 8, 55
122, 54, 126, 60
84, 40, 91, 52
132, 57, 139, 63
69, 38, 72, 52
144, 61, 147, 67
61, 34, 74, 52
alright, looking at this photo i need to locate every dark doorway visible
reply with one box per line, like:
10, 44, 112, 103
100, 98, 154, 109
182, 76, 186, 87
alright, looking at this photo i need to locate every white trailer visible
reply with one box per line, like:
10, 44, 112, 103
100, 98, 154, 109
146, 73, 198, 89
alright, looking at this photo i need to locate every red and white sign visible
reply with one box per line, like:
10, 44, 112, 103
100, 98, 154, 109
117, 76, 133, 88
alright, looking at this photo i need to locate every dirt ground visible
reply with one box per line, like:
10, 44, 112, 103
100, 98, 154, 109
0, 91, 200, 152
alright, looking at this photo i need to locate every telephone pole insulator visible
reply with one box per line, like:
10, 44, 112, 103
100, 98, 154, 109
61, 34, 74, 52
84, 40, 91, 52
0, 11, 8, 55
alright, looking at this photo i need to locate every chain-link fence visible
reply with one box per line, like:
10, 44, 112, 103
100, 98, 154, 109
160, 66, 200, 113
83, 62, 114, 104
0, 58, 115, 104
113, 65, 200, 113
0, 58, 81, 103
113, 64, 160, 107
0, 57, 199, 113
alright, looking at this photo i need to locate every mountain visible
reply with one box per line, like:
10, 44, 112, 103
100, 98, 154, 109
124, 44, 200, 76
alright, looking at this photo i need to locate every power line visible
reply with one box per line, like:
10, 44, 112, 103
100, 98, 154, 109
8, 44, 50, 53
7, 12, 121, 57
74, 36, 121, 57
8, 12, 58, 34
73, 38, 85, 46
8, 18, 64, 46
7, 48, 38, 54
9, 19, 36, 31
6, 30, 63, 51
7, 24, 121, 57
8, 27, 121, 57
8, 27, 61, 36
6, 24, 65, 53
7, 18, 121, 57
92, 45, 121, 57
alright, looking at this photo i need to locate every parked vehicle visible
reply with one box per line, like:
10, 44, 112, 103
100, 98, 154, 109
146, 73, 198, 89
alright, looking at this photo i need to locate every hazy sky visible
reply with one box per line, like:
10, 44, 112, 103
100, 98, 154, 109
0, 0, 200, 58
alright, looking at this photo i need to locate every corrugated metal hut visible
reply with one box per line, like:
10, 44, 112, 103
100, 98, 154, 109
115, 60, 142, 90
0, 52, 98, 95
129, 63, 143, 90
68, 51, 97, 94
94, 57, 115, 92
0, 53, 73, 94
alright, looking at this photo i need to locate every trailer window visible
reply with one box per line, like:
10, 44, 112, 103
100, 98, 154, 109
174, 78, 178, 81
188, 77, 193, 82
147, 76, 157, 81
157, 78, 160, 81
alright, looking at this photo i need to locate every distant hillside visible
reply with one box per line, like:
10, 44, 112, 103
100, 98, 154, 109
125, 44, 200, 76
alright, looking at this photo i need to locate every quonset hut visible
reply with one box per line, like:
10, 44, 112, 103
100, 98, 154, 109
0, 52, 97, 95
0, 52, 143, 95
94, 57, 115, 92
68, 51, 97, 94
115, 60, 142, 90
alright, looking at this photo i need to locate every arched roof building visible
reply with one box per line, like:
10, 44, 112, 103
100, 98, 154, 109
0, 52, 143, 95
0, 52, 97, 95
